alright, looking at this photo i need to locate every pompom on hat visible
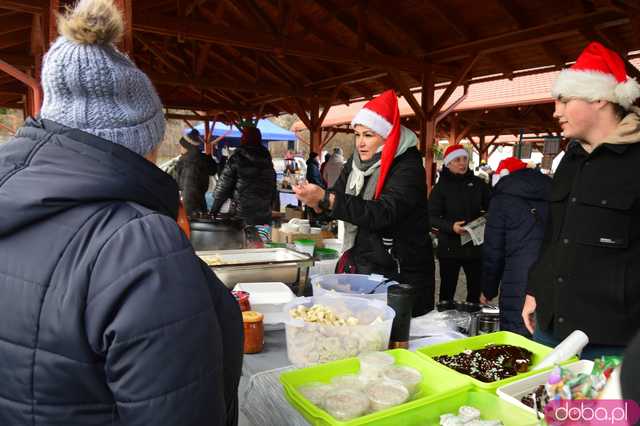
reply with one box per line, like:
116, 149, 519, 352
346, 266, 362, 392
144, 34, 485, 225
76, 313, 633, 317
350, 90, 402, 198
551, 41, 640, 110
443, 144, 468, 166
40, 0, 165, 157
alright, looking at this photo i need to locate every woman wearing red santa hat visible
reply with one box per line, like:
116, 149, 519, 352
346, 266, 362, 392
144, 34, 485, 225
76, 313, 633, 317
524, 41, 640, 358
294, 90, 435, 316
429, 144, 491, 304
481, 157, 551, 336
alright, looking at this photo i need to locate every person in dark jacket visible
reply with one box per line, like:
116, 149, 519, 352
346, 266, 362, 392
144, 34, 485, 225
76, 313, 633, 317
306, 151, 324, 187
0, 2, 243, 425
294, 90, 435, 316
481, 157, 551, 336
211, 126, 278, 225
175, 129, 218, 217
429, 144, 491, 303
524, 41, 640, 358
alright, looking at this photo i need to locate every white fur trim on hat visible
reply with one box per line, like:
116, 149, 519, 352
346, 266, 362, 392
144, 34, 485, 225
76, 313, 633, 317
351, 108, 392, 138
552, 69, 640, 109
444, 147, 468, 166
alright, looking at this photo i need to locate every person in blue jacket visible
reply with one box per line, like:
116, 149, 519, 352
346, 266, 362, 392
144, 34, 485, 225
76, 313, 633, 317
481, 157, 551, 336
0, 1, 242, 425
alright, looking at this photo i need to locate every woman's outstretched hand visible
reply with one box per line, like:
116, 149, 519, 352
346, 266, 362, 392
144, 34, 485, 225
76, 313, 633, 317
293, 182, 324, 209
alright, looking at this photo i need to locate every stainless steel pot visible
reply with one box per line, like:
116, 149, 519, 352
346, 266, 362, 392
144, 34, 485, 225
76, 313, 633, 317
189, 216, 246, 251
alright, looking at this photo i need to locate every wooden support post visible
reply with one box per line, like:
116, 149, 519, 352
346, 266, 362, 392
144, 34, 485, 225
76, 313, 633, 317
421, 70, 436, 193
309, 98, 322, 154
448, 115, 458, 146
114, 0, 133, 55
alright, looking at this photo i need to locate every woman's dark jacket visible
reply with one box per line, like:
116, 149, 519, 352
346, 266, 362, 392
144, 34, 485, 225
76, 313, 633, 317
330, 147, 435, 315
0, 118, 243, 426
175, 143, 217, 216
429, 167, 491, 259
211, 144, 277, 225
482, 168, 551, 335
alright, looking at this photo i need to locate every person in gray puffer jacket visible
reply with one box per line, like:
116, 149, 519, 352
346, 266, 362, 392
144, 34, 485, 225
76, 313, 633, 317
0, 1, 243, 425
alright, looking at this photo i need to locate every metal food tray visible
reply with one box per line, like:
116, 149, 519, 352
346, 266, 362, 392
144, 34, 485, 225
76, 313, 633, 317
197, 248, 314, 290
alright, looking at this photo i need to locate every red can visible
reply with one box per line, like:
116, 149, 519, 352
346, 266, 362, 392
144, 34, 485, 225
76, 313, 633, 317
232, 291, 251, 312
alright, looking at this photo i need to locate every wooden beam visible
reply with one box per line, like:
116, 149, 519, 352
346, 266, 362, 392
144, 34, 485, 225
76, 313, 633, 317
0, 53, 35, 69
435, 89, 467, 125
0, 0, 46, 14
423, 10, 628, 63
422, 70, 436, 192
357, 0, 367, 51
186, 0, 208, 16
0, 14, 33, 36
433, 55, 479, 114
317, 84, 343, 126
114, 0, 133, 55
195, 42, 211, 76
388, 70, 424, 121
133, 11, 448, 75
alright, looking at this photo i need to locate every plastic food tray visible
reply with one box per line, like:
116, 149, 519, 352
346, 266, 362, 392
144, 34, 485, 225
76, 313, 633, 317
415, 331, 578, 392
496, 360, 594, 415
280, 349, 472, 426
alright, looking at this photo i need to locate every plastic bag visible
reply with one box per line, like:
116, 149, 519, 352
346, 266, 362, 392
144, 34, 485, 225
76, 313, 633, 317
410, 309, 470, 337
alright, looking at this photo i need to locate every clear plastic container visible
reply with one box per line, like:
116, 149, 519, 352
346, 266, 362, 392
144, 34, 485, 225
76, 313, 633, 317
365, 379, 410, 412
284, 295, 396, 368
330, 374, 369, 391
323, 389, 370, 421
311, 274, 397, 301
382, 365, 423, 395
297, 382, 336, 407
358, 351, 396, 379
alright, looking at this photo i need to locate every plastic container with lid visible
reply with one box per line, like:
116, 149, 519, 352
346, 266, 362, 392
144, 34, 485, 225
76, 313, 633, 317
382, 365, 423, 395
358, 351, 396, 379
365, 379, 409, 412
323, 389, 370, 421
233, 282, 294, 328
311, 274, 397, 302
283, 295, 395, 367
242, 311, 264, 354
294, 239, 315, 256
322, 238, 343, 252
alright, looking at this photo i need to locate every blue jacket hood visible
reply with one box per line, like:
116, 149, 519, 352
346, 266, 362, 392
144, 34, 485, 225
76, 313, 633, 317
494, 168, 551, 201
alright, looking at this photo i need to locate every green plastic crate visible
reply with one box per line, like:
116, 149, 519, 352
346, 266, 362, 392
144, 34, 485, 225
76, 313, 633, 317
279, 349, 472, 426
416, 331, 577, 392
412, 390, 539, 426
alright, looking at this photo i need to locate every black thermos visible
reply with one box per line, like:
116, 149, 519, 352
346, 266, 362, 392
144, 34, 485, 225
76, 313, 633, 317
387, 284, 413, 349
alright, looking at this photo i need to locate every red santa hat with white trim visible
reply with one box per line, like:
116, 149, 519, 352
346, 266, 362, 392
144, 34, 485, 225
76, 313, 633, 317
552, 41, 640, 109
496, 157, 527, 177
351, 90, 401, 199
443, 144, 468, 166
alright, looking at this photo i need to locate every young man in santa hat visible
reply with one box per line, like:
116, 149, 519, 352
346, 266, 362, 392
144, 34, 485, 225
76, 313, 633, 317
481, 157, 551, 336
429, 144, 491, 304
523, 41, 640, 358
294, 90, 436, 316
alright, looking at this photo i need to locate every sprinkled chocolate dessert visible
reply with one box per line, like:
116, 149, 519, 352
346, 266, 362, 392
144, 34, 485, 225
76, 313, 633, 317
434, 344, 533, 382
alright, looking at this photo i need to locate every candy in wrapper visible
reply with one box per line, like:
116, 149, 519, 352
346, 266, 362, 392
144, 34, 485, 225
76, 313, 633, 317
546, 356, 623, 401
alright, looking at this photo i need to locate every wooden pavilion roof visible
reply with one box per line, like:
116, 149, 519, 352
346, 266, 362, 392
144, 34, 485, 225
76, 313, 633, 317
0, 0, 639, 120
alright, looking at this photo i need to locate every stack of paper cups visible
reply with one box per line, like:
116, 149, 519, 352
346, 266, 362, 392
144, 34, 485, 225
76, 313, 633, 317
533, 330, 589, 371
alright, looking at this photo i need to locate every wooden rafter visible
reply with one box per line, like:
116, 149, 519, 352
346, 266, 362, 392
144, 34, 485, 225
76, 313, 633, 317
433, 55, 480, 114
0, 0, 46, 14
388, 70, 424, 121
135, 12, 455, 75
424, 9, 627, 63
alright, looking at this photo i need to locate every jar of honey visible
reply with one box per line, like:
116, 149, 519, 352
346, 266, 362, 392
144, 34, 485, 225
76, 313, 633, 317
242, 311, 264, 354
